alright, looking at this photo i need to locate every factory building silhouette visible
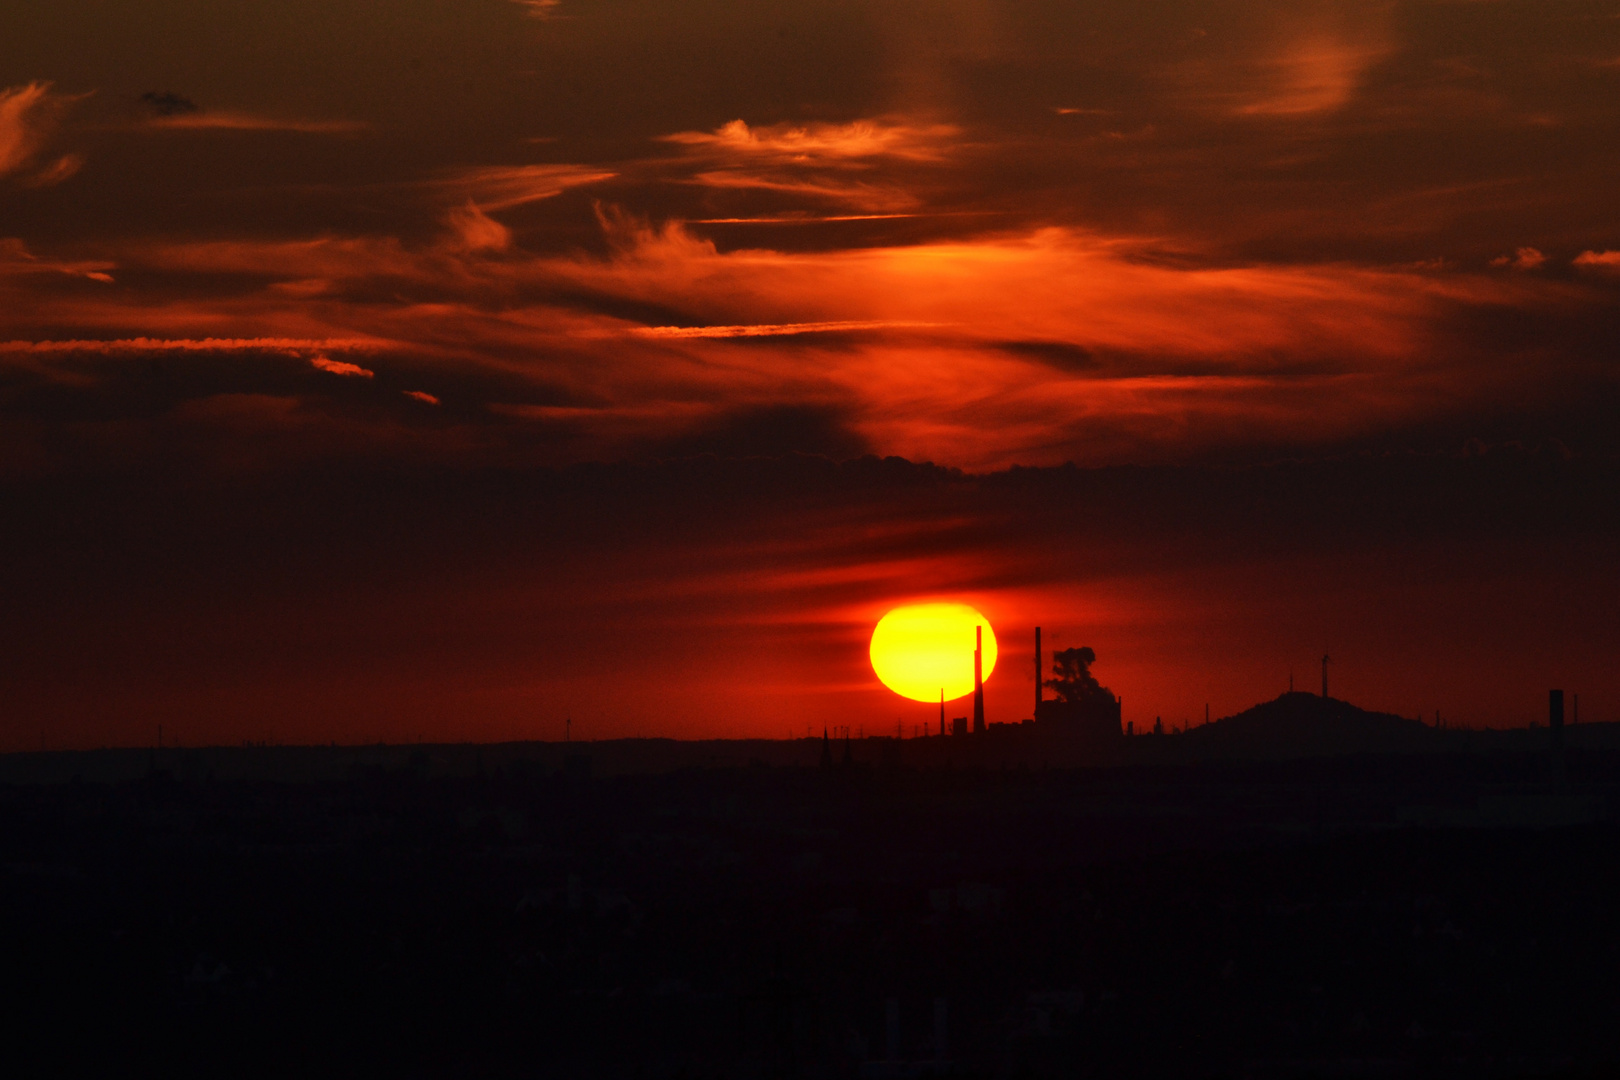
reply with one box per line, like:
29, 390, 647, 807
922, 626, 1125, 751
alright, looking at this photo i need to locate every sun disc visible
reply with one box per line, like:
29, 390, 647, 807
869, 603, 997, 703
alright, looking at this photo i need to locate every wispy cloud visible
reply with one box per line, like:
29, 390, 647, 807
0, 336, 380, 354
631, 320, 941, 339
0, 82, 85, 185
657, 118, 955, 213
22, 153, 83, 188
1166, 9, 1395, 120
145, 111, 367, 134
445, 201, 513, 252
433, 164, 616, 210
684, 170, 921, 212
0, 238, 114, 282
661, 119, 958, 163
309, 355, 375, 377
1231, 33, 1393, 117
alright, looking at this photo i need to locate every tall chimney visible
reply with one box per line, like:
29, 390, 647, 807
972, 626, 985, 734
1034, 626, 1042, 718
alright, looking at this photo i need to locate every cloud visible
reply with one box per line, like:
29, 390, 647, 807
657, 118, 955, 212
690, 214, 922, 225
0, 238, 114, 282
685, 170, 921, 212
1490, 247, 1546, 270
403, 390, 440, 404
1163, 7, 1395, 120
1231, 33, 1393, 117
434, 164, 616, 210
661, 119, 959, 163
632, 319, 940, 339
0, 82, 82, 183
2, 335, 379, 365
648, 403, 871, 460
139, 91, 200, 118
145, 111, 367, 134
135, 92, 363, 134
1573, 250, 1620, 272
445, 201, 512, 252
5, 205, 1600, 472
0, 336, 378, 355
23, 153, 84, 188
308, 355, 376, 377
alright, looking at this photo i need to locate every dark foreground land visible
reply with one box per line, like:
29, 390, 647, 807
3, 743, 1619, 1079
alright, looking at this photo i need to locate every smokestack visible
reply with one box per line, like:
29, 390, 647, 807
972, 626, 985, 734
1034, 626, 1042, 718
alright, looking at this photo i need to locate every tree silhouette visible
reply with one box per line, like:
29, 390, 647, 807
1046, 646, 1105, 704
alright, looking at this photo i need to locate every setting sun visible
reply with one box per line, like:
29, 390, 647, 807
869, 603, 997, 703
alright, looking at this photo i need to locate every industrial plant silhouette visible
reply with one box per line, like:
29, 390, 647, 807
1, 630, 1614, 1078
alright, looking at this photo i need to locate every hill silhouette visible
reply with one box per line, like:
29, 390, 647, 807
1178, 691, 1436, 759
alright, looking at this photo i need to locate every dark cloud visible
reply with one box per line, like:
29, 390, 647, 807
647, 403, 872, 461
138, 91, 198, 117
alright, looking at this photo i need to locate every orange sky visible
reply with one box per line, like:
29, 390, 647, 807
3, 1, 1619, 747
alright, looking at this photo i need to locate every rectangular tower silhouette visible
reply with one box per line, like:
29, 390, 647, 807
972, 626, 985, 734
1034, 626, 1042, 717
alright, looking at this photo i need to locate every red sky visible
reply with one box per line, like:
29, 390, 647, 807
4, 1, 1619, 748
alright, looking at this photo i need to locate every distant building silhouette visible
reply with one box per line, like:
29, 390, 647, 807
1035, 644, 1123, 742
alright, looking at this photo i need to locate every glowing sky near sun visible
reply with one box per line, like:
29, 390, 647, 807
3, 0, 1619, 747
